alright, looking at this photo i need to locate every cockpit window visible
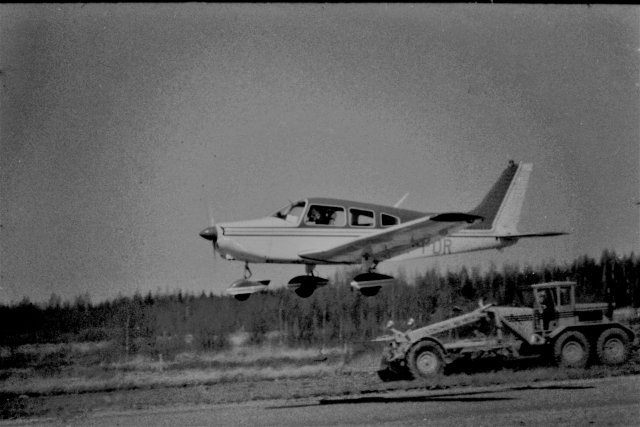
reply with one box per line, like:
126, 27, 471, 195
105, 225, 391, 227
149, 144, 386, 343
273, 200, 306, 224
305, 204, 346, 226
350, 208, 374, 227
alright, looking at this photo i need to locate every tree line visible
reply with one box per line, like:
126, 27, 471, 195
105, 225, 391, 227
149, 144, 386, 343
1, 250, 638, 357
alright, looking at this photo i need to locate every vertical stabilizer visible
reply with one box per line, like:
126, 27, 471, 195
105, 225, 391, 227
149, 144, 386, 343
468, 161, 532, 234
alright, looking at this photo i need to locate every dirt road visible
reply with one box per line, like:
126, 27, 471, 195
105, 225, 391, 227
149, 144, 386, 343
6, 375, 639, 426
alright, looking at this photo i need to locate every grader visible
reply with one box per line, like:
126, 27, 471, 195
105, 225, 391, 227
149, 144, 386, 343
377, 281, 637, 381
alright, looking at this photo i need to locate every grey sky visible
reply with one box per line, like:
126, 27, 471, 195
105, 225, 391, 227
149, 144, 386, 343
1, 4, 638, 303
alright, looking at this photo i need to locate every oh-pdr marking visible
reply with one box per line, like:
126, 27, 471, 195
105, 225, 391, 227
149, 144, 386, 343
424, 237, 452, 255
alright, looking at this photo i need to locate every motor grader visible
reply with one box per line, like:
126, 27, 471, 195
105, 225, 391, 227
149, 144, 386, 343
376, 281, 637, 381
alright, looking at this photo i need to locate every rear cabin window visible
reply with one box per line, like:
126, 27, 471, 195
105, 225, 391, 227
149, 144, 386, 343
350, 208, 374, 227
381, 213, 399, 227
305, 205, 346, 226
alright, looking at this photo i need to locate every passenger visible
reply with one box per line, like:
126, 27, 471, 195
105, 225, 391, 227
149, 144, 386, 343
328, 211, 337, 225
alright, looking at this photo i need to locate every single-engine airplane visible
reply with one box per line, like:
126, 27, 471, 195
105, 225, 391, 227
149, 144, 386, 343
200, 161, 567, 301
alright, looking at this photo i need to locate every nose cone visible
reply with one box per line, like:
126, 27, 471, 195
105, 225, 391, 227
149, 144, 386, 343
199, 226, 218, 242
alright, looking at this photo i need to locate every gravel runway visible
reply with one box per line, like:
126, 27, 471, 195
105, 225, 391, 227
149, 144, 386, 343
5, 375, 639, 426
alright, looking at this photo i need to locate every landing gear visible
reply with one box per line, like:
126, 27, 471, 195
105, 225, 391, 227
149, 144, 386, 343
233, 293, 250, 302
225, 263, 270, 301
359, 283, 383, 297
287, 264, 328, 298
243, 262, 252, 279
350, 255, 395, 297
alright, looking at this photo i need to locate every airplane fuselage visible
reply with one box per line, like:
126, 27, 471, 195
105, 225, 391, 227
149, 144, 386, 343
214, 197, 515, 265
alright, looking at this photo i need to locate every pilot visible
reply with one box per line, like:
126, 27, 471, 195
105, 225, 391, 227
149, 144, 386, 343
307, 208, 321, 224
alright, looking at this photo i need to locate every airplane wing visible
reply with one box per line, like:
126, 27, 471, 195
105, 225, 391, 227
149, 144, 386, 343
298, 212, 483, 264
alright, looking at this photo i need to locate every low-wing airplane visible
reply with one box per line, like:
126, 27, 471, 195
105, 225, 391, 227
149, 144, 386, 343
200, 161, 567, 300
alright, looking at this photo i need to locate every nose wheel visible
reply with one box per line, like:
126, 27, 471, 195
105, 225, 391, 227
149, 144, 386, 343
305, 264, 316, 276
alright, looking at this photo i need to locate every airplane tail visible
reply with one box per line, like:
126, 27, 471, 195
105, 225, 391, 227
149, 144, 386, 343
467, 160, 532, 235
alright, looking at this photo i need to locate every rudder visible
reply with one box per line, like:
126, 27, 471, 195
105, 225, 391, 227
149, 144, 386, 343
468, 161, 532, 233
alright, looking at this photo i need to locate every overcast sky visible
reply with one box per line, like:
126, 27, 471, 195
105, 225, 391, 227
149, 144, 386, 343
1, 4, 638, 303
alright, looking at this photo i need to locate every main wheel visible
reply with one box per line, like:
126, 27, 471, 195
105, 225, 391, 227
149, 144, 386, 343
596, 328, 630, 366
294, 285, 316, 298
553, 331, 590, 368
360, 286, 381, 297
407, 341, 445, 379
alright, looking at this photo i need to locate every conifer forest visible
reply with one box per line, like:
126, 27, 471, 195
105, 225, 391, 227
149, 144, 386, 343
2, 251, 639, 359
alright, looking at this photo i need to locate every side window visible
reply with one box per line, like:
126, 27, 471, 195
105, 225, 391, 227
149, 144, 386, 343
305, 205, 346, 226
381, 213, 399, 227
350, 208, 374, 227
558, 287, 571, 306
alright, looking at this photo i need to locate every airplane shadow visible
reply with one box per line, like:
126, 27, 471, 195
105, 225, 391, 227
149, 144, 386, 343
267, 384, 594, 409
268, 389, 511, 409
318, 394, 514, 405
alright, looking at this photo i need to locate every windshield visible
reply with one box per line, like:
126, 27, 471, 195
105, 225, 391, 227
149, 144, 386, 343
272, 200, 306, 224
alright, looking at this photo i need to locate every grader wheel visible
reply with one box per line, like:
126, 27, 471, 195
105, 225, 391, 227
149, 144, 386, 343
553, 331, 590, 368
596, 328, 630, 366
407, 341, 445, 379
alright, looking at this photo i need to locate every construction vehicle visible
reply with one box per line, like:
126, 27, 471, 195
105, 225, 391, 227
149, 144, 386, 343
376, 281, 637, 381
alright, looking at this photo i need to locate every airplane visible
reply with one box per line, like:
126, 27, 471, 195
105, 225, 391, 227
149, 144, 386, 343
199, 160, 567, 301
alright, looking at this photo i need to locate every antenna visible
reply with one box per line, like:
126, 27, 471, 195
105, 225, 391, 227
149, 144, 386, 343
394, 193, 409, 208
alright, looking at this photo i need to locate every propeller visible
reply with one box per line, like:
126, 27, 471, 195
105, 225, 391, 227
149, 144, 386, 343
199, 202, 219, 259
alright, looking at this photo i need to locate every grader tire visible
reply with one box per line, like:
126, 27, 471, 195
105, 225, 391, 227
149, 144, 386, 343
407, 341, 445, 380
596, 328, 630, 366
553, 331, 590, 369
